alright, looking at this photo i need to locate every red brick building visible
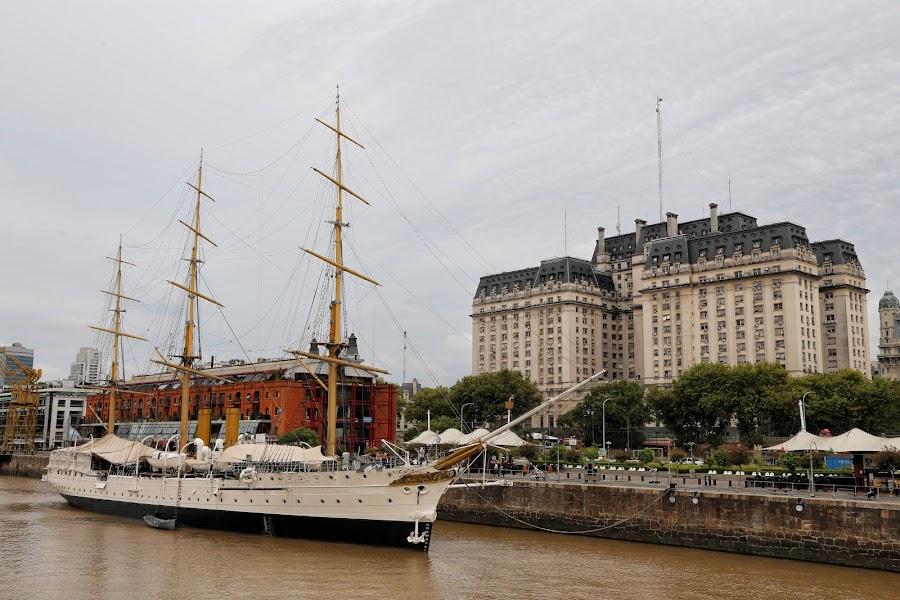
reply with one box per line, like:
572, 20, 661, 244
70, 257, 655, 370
85, 358, 397, 453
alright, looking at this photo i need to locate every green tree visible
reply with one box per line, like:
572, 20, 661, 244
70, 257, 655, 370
564, 380, 649, 448
874, 446, 900, 480
651, 363, 736, 447
732, 362, 790, 447
405, 386, 455, 426
450, 369, 542, 432
277, 427, 319, 446
798, 370, 876, 434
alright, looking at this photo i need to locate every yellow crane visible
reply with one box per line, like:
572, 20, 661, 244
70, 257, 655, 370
1, 350, 42, 453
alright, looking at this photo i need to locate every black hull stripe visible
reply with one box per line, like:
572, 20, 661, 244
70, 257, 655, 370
60, 494, 432, 552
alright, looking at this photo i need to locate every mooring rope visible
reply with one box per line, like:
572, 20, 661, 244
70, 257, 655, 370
456, 480, 668, 535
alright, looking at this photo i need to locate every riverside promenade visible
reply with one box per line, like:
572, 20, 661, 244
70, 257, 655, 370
440, 465, 900, 572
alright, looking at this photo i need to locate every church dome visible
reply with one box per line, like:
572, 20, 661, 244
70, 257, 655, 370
880, 290, 900, 309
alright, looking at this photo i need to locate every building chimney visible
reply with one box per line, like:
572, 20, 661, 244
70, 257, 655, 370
666, 212, 678, 237
710, 203, 719, 233
635, 219, 646, 241
593, 227, 610, 271
347, 333, 360, 362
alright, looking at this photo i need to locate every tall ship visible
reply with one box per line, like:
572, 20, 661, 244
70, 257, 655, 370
46, 91, 601, 550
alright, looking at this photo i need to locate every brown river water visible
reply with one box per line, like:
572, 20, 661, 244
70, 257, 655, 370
1, 476, 897, 600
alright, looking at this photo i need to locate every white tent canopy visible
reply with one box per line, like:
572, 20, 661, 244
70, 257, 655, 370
407, 427, 530, 448
458, 428, 491, 445
434, 428, 465, 445
765, 428, 900, 453
485, 429, 529, 447
408, 429, 440, 445
763, 430, 832, 452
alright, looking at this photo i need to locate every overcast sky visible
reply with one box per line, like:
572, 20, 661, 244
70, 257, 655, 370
2, 1, 899, 387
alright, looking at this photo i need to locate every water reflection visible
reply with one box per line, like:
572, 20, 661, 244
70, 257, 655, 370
1, 476, 896, 600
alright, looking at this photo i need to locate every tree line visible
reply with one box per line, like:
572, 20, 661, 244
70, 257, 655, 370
403, 363, 900, 449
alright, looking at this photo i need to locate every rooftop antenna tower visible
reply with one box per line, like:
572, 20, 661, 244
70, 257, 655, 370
616, 201, 621, 235
728, 173, 733, 211
402, 330, 407, 384
564, 210, 567, 256
656, 96, 664, 222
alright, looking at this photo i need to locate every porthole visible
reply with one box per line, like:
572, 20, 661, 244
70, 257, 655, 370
358, 499, 363, 503
336, 499, 341, 503
234, 499, 238, 502
283, 499, 287, 504
388, 498, 393, 503
320, 499, 325, 503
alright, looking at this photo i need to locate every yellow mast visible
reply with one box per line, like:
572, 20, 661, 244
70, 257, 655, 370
324, 88, 346, 458
155, 152, 222, 451
89, 239, 146, 434
295, 87, 385, 457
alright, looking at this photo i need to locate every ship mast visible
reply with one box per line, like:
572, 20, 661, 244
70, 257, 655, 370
287, 87, 387, 457
89, 239, 147, 434
152, 152, 224, 450
325, 89, 347, 457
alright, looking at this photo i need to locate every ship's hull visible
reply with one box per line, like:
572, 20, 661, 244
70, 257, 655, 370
60, 492, 433, 550
47, 455, 452, 551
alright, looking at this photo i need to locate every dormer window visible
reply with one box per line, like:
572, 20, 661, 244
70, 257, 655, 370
699, 249, 707, 259
734, 243, 743, 252
716, 246, 725, 255
662, 253, 670, 262
753, 240, 762, 249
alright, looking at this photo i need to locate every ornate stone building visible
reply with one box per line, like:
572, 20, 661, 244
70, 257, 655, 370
473, 205, 869, 402
876, 290, 900, 380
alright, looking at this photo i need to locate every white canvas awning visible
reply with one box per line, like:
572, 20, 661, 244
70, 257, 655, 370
216, 443, 329, 464
62, 434, 156, 465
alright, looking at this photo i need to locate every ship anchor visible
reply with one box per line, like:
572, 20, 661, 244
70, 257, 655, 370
407, 486, 428, 545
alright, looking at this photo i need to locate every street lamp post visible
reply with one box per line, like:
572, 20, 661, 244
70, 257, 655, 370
505, 396, 515, 425
460, 402, 473, 433
799, 392, 813, 432
688, 441, 696, 463
602, 398, 611, 457
586, 409, 595, 447
808, 441, 817, 497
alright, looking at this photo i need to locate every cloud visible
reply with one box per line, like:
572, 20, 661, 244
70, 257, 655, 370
2, 1, 899, 384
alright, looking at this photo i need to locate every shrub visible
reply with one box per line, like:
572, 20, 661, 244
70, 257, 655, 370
637, 448, 654, 465
581, 446, 600, 461
669, 448, 687, 463
613, 451, 630, 462
779, 452, 800, 472
726, 446, 751, 467
874, 446, 900, 475
710, 447, 727, 467
518, 443, 540, 461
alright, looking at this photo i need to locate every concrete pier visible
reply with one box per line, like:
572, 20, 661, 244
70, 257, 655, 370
439, 478, 900, 572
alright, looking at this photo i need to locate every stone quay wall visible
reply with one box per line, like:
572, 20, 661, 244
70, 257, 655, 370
0, 453, 49, 478
439, 480, 900, 572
